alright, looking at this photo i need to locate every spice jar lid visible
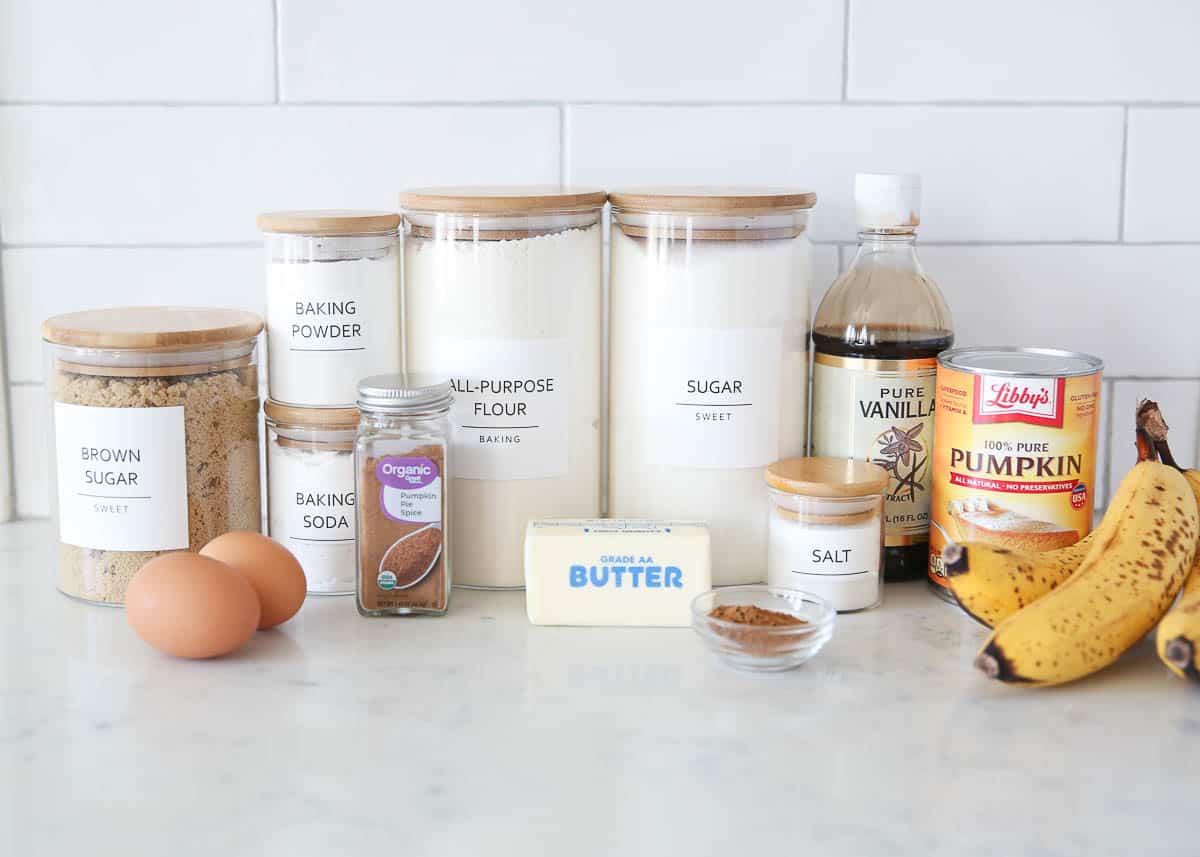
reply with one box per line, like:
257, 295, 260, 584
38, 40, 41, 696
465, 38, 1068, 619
765, 457, 889, 498
398, 186, 607, 214
256, 210, 401, 235
42, 306, 264, 350
357, 373, 453, 414
263, 400, 360, 429
609, 187, 817, 214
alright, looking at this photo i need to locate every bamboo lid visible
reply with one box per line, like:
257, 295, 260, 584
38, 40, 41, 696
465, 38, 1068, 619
264, 400, 360, 429
43, 307, 264, 350
398, 186, 607, 214
765, 457, 889, 498
256, 210, 400, 235
609, 187, 817, 214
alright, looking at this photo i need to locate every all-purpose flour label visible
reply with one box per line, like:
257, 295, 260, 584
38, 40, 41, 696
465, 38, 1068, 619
433, 336, 569, 480
647, 327, 784, 468
54, 403, 189, 551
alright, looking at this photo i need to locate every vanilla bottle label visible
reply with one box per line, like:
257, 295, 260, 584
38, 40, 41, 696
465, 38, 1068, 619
811, 353, 937, 546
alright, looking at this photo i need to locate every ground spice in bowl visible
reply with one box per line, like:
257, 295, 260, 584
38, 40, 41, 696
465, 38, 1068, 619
707, 604, 812, 657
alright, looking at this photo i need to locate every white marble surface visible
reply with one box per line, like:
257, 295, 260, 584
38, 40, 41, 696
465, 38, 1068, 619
1, 519, 1196, 857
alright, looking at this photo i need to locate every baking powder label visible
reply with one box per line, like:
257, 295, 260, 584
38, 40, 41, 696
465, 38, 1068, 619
811, 354, 937, 546
648, 327, 785, 469
432, 336, 569, 481
53, 403, 189, 551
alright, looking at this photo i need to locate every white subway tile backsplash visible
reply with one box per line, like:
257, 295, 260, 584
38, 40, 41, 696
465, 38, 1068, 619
10, 386, 49, 518
847, 0, 1200, 103
0, 1, 275, 103
1125, 109, 1200, 243
278, 0, 843, 103
918, 245, 1200, 378
0, 106, 560, 245
1109, 380, 1200, 478
569, 106, 1123, 242
1, 247, 263, 383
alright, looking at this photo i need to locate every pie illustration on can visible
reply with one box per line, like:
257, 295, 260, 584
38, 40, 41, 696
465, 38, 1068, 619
947, 498, 1080, 553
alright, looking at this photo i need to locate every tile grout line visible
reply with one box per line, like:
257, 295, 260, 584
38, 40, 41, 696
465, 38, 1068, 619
840, 0, 851, 101
3, 99, 1200, 109
559, 104, 569, 185
271, 0, 282, 103
1118, 105, 1129, 241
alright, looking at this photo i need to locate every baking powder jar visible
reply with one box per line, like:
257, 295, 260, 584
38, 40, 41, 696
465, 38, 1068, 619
764, 458, 888, 612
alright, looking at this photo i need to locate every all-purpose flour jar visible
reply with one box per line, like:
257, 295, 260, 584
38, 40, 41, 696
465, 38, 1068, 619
257, 210, 402, 407
608, 188, 816, 584
399, 187, 606, 588
263, 400, 359, 595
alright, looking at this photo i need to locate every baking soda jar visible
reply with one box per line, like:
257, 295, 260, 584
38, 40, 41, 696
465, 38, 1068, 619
608, 188, 816, 585
257, 210, 402, 407
399, 187, 606, 589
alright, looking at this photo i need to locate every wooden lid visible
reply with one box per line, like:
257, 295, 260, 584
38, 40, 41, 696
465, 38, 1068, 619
263, 400, 360, 429
609, 187, 817, 214
765, 457, 889, 498
43, 307, 264, 349
256, 210, 400, 235
398, 186, 607, 214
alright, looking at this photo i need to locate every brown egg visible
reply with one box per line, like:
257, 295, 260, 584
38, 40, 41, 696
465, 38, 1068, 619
200, 531, 307, 629
126, 553, 261, 659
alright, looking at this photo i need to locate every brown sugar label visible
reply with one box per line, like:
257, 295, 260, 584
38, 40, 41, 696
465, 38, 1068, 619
360, 451, 447, 611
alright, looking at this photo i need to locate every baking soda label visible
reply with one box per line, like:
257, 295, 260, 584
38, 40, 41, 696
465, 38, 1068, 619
811, 354, 937, 546
53, 403, 189, 551
432, 336, 569, 480
648, 327, 784, 468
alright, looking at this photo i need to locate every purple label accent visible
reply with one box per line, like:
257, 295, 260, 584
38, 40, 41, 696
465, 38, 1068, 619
376, 456, 438, 490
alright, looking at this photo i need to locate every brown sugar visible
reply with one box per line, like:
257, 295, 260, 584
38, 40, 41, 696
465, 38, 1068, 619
54, 366, 261, 603
358, 444, 448, 613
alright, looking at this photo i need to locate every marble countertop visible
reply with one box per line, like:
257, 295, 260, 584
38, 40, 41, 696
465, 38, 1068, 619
2, 520, 1195, 857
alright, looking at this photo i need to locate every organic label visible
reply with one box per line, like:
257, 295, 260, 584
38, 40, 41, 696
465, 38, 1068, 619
54, 403, 189, 551
648, 327, 785, 469
811, 354, 937, 546
432, 336, 569, 481
377, 456, 442, 525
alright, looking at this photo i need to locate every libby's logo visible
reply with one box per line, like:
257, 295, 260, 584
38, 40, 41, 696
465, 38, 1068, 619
972, 376, 1065, 427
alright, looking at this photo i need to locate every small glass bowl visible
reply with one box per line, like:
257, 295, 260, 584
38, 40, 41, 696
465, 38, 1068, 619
691, 586, 836, 672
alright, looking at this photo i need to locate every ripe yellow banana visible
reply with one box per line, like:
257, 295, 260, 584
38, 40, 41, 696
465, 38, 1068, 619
942, 464, 1144, 627
1157, 470, 1200, 681
976, 461, 1198, 687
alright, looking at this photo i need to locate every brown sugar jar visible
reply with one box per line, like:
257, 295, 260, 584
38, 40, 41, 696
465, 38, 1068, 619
354, 373, 452, 616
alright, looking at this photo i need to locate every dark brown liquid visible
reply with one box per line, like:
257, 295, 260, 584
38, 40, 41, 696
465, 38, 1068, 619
812, 326, 954, 582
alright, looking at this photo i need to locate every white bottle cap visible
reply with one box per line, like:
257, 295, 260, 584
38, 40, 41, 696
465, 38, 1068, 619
854, 173, 921, 231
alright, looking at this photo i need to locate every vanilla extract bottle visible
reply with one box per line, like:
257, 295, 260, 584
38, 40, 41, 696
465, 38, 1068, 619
810, 173, 953, 582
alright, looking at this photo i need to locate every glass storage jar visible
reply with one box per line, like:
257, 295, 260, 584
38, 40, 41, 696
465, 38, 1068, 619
398, 187, 606, 589
264, 400, 359, 595
608, 188, 816, 585
355, 373, 453, 616
257, 210, 402, 407
42, 307, 264, 605
764, 457, 887, 612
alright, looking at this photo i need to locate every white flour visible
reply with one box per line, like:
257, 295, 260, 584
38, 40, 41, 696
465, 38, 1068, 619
404, 222, 603, 588
608, 226, 811, 584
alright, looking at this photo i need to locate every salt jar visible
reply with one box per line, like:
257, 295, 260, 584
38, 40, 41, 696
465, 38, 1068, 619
264, 401, 359, 595
257, 210, 402, 407
399, 187, 606, 589
608, 188, 816, 584
764, 457, 888, 613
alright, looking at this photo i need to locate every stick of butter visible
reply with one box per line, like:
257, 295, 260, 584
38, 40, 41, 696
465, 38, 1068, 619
524, 519, 712, 627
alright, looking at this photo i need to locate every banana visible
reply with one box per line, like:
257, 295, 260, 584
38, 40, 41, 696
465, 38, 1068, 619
943, 463, 1143, 627
975, 462, 1198, 687
1157, 470, 1200, 681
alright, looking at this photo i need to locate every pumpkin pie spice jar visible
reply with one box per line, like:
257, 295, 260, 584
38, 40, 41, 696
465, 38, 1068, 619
42, 307, 264, 605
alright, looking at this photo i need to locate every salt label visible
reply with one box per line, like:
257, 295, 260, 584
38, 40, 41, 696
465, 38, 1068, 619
647, 327, 784, 469
433, 336, 569, 481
